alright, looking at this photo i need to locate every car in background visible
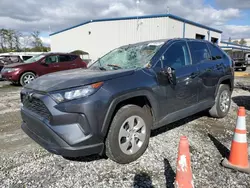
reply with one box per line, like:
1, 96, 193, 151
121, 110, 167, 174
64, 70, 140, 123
0, 54, 35, 64
245, 53, 250, 65
1, 53, 87, 86
224, 50, 248, 71
0, 54, 36, 79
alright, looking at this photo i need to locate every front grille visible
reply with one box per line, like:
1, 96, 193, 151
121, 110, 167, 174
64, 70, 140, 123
22, 94, 51, 120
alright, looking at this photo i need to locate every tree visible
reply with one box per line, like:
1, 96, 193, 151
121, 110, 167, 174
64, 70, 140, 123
239, 38, 247, 45
233, 40, 239, 44
0, 29, 9, 52
0, 29, 22, 52
31, 31, 44, 51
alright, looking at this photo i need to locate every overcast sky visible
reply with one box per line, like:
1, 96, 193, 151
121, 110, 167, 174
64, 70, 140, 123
0, 0, 249, 45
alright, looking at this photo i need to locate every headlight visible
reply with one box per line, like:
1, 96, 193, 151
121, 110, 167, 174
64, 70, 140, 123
50, 82, 103, 103
3, 68, 20, 73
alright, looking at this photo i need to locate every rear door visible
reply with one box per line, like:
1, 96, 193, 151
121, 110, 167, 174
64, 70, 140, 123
57, 55, 80, 70
188, 41, 224, 103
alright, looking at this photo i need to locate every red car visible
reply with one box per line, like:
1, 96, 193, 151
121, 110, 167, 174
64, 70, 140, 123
1, 53, 87, 86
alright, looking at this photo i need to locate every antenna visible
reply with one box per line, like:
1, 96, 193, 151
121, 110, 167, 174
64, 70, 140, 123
136, 0, 140, 16
135, 0, 142, 30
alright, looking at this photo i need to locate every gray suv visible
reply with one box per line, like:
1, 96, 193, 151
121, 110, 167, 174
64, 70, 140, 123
20, 38, 234, 164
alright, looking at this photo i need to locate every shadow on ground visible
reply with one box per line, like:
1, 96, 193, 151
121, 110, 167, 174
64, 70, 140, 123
164, 158, 176, 188
151, 111, 207, 137
208, 133, 230, 159
232, 96, 250, 111
132, 158, 176, 188
133, 172, 154, 188
62, 154, 107, 162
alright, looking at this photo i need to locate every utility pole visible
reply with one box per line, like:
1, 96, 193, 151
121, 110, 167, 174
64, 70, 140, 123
166, 0, 170, 14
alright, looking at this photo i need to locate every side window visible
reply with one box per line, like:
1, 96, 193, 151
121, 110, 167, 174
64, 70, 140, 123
70, 55, 77, 61
207, 43, 224, 60
22, 56, 32, 61
188, 41, 211, 64
162, 41, 191, 69
59, 55, 71, 62
45, 55, 58, 64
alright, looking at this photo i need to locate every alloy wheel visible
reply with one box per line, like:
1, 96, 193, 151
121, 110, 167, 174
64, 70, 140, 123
118, 115, 146, 155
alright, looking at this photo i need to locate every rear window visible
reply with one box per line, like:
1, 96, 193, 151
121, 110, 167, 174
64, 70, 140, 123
188, 41, 211, 64
207, 43, 224, 60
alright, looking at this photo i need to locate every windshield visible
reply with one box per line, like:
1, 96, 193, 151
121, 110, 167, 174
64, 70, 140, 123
24, 54, 45, 63
89, 41, 164, 70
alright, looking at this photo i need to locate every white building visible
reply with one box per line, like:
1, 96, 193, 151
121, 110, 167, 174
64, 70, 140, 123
50, 14, 222, 61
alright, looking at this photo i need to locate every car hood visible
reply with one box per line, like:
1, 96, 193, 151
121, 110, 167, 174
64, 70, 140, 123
25, 68, 135, 92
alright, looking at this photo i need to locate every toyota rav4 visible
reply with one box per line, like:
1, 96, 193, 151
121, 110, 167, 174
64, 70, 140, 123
20, 39, 234, 164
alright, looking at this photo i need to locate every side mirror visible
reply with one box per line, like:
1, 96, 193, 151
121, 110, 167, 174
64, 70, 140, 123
161, 66, 177, 85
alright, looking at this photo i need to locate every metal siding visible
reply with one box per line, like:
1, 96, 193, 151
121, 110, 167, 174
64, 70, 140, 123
50, 16, 222, 61
167, 18, 183, 38
185, 23, 221, 42
50, 14, 222, 36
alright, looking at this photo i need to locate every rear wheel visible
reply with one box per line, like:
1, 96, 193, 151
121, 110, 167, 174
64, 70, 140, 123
105, 105, 152, 164
209, 84, 231, 118
20, 72, 35, 86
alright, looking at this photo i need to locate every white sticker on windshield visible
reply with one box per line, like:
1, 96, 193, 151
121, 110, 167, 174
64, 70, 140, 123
147, 42, 164, 46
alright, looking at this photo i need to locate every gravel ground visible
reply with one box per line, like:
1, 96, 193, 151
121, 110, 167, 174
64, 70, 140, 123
0, 72, 250, 188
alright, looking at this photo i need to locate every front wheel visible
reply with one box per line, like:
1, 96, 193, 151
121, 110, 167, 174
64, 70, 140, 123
105, 105, 152, 164
209, 84, 231, 118
20, 72, 36, 86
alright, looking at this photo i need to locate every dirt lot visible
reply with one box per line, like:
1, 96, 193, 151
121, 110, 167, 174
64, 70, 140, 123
0, 71, 250, 188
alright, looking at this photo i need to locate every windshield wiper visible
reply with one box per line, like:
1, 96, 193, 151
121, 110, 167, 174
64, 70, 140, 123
107, 64, 122, 69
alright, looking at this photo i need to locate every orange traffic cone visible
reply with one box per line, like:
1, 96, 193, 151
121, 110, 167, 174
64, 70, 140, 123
175, 136, 194, 188
222, 106, 250, 173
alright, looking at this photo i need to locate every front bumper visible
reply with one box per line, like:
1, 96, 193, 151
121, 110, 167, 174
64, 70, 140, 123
1, 71, 20, 82
20, 90, 105, 157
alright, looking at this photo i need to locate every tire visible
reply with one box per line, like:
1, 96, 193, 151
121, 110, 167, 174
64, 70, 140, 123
209, 84, 231, 118
20, 72, 36, 86
105, 104, 152, 164
242, 67, 247, 71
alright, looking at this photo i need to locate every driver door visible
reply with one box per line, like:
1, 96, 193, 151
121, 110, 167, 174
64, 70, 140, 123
40, 55, 60, 75
156, 41, 200, 116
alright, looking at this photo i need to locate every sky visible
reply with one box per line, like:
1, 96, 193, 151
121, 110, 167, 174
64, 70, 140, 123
0, 0, 249, 46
